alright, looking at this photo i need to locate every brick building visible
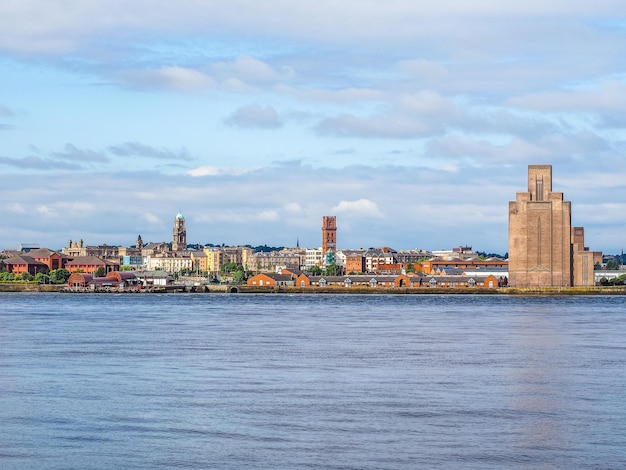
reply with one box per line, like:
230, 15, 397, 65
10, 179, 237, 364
508, 164, 601, 287
20, 247, 66, 270
2, 255, 48, 276
321, 216, 337, 265
65, 256, 119, 275
420, 257, 508, 275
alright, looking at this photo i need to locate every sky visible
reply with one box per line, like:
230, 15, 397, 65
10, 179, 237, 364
1, 1, 625, 255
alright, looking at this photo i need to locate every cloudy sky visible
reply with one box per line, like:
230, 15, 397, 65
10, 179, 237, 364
1, 1, 625, 254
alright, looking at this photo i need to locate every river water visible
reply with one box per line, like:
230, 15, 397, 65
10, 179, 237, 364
1, 293, 625, 469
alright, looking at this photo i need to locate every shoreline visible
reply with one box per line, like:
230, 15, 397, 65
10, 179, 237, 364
1, 283, 625, 295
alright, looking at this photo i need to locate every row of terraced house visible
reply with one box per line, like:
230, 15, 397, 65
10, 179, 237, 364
247, 270, 503, 290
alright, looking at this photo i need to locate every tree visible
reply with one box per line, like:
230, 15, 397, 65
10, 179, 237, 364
49, 268, 70, 284
0, 271, 16, 281
325, 263, 341, 276
606, 259, 619, 270
406, 263, 416, 273
222, 262, 238, 273
232, 269, 246, 284
309, 265, 322, 276
35, 272, 50, 284
94, 267, 107, 278
21, 272, 34, 281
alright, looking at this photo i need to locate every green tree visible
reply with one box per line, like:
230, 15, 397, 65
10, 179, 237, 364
232, 269, 246, 284
222, 262, 238, 273
406, 263, 416, 273
21, 272, 34, 281
35, 272, 50, 284
325, 263, 341, 276
606, 259, 619, 270
49, 268, 70, 284
94, 266, 107, 278
309, 265, 322, 276
0, 271, 13, 281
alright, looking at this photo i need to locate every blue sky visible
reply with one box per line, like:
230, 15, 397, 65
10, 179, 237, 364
1, 1, 625, 254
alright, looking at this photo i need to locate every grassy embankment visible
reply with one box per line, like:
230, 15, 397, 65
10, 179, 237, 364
0, 282, 65, 292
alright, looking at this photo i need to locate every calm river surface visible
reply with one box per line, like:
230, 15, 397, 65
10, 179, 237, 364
1, 293, 626, 469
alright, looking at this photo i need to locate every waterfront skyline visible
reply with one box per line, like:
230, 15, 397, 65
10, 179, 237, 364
1, 2, 625, 253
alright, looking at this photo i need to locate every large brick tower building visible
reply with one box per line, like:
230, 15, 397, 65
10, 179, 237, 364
508, 165, 601, 287
172, 211, 187, 252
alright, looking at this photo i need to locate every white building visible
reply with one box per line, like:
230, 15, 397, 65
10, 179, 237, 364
145, 253, 193, 273
305, 248, 324, 269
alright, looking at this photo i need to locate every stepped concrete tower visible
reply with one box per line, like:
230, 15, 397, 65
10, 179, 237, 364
172, 211, 187, 252
508, 165, 572, 287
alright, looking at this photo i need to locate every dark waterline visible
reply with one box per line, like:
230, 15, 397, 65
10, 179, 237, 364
1, 293, 626, 469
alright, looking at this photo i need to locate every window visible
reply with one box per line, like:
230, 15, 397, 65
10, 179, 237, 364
536, 176, 544, 201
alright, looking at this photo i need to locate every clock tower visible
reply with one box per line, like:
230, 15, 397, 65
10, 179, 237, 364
172, 211, 187, 252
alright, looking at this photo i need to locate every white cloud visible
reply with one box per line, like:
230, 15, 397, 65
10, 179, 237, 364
317, 112, 440, 139
143, 213, 162, 225
52, 143, 108, 163
118, 66, 214, 91
225, 104, 282, 129
36, 205, 54, 216
186, 166, 251, 177
277, 85, 385, 104
317, 91, 462, 138
507, 81, 626, 114
332, 199, 383, 218
397, 59, 451, 82
56, 202, 96, 213
212, 56, 293, 85
109, 142, 191, 161
257, 210, 280, 222
284, 202, 303, 213
7, 202, 26, 214
3, 1, 624, 55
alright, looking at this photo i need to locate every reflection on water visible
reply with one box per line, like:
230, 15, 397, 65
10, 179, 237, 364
509, 310, 569, 456
1, 293, 626, 469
